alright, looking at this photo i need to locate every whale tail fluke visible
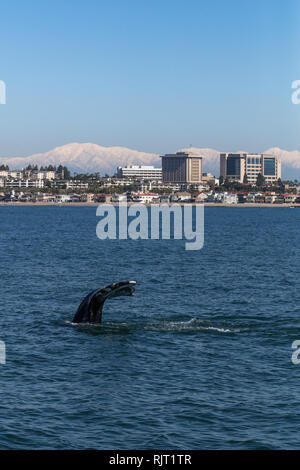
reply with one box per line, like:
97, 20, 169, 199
72, 281, 136, 324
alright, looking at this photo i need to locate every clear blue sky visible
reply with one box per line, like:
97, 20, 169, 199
0, 0, 299, 156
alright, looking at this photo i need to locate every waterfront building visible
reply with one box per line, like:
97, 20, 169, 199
221, 193, 238, 204
264, 194, 276, 204
131, 193, 160, 203
55, 194, 72, 203
246, 194, 256, 203
255, 194, 266, 204
5, 179, 44, 189
171, 192, 192, 202
111, 194, 128, 203
220, 153, 281, 184
161, 152, 202, 184
283, 194, 297, 204
117, 166, 162, 179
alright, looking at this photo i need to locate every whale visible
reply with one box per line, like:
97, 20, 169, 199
72, 281, 136, 323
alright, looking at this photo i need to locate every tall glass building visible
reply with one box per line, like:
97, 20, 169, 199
220, 153, 281, 184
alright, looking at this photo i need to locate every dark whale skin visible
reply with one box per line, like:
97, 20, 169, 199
72, 281, 136, 324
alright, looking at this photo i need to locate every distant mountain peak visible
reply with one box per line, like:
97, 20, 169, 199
0, 143, 300, 179
0, 143, 160, 175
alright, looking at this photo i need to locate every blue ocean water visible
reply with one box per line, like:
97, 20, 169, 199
0, 206, 300, 449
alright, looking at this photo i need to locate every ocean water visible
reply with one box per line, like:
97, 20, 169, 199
0, 205, 300, 449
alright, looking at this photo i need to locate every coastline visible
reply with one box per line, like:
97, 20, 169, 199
0, 202, 299, 208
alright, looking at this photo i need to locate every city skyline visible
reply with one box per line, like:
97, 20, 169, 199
0, 0, 299, 158
1, 141, 300, 180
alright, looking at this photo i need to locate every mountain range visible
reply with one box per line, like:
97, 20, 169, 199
1, 142, 300, 179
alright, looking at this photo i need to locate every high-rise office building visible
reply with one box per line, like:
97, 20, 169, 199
220, 153, 281, 184
220, 153, 246, 182
161, 152, 202, 183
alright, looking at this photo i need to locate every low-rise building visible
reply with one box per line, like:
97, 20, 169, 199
85, 194, 95, 203
222, 193, 238, 204
33, 170, 56, 180
5, 179, 44, 189
65, 181, 89, 190
131, 193, 160, 203
117, 166, 162, 179
265, 194, 276, 204
94, 194, 112, 203
195, 193, 207, 203
283, 194, 296, 204
8, 170, 23, 179
172, 192, 192, 202
246, 194, 255, 203
255, 194, 265, 203
159, 195, 171, 203
55, 194, 72, 203
111, 194, 128, 203
275, 195, 285, 204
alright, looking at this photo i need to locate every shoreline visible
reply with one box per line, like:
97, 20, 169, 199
0, 202, 299, 208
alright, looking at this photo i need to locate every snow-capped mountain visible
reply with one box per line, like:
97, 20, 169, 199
0, 143, 160, 175
1, 143, 300, 179
181, 147, 300, 180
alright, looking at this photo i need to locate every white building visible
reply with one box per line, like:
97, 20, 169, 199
111, 194, 128, 203
55, 195, 72, 203
222, 193, 238, 204
5, 179, 44, 189
131, 193, 160, 203
117, 166, 162, 179
246, 154, 281, 184
65, 181, 89, 190
8, 170, 23, 179
33, 170, 56, 180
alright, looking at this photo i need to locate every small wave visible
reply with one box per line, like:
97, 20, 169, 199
63, 318, 241, 334
144, 320, 238, 333
204, 326, 235, 333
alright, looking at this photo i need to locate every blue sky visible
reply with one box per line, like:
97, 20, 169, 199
0, 0, 299, 156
